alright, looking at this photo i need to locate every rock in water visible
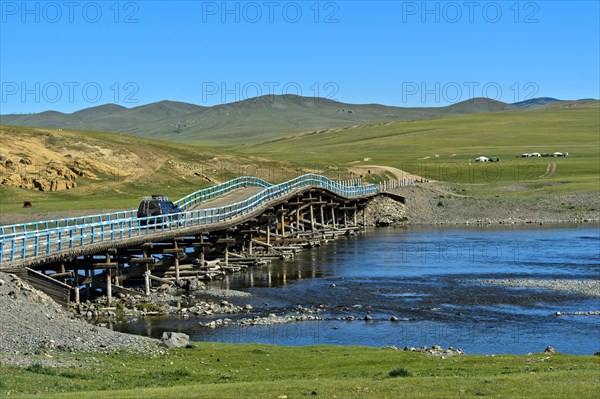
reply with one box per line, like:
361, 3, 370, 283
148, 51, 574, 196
160, 332, 190, 348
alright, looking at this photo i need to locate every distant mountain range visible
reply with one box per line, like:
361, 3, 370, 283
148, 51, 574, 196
511, 97, 563, 108
1, 96, 594, 142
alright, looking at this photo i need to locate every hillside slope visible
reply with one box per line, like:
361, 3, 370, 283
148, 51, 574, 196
0, 125, 295, 214
239, 103, 600, 195
2, 96, 522, 143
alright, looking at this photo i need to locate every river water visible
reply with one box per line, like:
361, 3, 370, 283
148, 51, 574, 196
114, 225, 600, 355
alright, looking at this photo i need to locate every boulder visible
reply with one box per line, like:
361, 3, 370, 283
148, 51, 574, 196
4, 159, 16, 170
544, 346, 557, 354
33, 178, 51, 191
160, 332, 190, 348
69, 165, 98, 180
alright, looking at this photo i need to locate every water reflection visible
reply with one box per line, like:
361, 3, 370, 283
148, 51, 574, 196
113, 225, 600, 354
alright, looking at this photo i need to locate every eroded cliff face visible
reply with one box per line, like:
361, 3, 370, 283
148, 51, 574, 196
0, 126, 135, 192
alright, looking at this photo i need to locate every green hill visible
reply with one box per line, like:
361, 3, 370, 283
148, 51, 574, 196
2, 96, 521, 143
0, 125, 297, 215
237, 102, 600, 195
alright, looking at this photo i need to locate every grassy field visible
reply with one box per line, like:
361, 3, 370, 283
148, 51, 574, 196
1, 343, 598, 398
1, 103, 598, 216
0, 125, 299, 216
238, 104, 600, 196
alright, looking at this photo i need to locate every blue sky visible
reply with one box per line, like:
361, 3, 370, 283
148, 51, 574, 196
1, 1, 598, 113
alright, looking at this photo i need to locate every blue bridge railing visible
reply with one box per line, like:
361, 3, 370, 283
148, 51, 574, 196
0, 174, 378, 265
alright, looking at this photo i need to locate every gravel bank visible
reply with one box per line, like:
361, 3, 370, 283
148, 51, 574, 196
396, 184, 600, 226
0, 272, 159, 367
477, 279, 600, 297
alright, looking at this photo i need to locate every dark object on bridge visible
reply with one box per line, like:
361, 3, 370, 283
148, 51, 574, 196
23, 201, 32, 208
137, 195, 183, 225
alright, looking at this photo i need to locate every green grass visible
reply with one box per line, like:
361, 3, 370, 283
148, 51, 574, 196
1, 104, 598, 216
1, 343, 598, 398
237, 105, 600, 196
0, 125, 299, 216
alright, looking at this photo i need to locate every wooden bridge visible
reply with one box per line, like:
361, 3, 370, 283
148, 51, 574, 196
0, 174, 405, 305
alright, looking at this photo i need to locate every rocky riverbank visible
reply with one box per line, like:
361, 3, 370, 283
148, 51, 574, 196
0, 273, 160, 367
395, 184, 600, 226
476, 279, 600, 298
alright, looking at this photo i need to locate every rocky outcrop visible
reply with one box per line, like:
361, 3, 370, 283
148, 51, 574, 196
160, 332, 190, 348
403, 345, 465, 356
358, 196, 406, 226
1, 174, 77, 191
0, 161, 100, 191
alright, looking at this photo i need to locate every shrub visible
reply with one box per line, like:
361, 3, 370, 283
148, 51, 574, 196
26, 363, 57, 376
389, 367, 411, 378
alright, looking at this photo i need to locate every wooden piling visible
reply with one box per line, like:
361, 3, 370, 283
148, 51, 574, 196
106, 269, 112, 307
281, 205, 286, 238
144, 269, 150, 296
331, 207, 336, 229
174, 241, 180, 283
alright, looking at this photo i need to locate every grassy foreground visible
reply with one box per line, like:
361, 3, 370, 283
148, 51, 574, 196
1, 343, 598, 398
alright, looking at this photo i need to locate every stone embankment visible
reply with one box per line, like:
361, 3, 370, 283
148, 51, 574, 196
0, 273, 159, 367
397, 184, 600, 226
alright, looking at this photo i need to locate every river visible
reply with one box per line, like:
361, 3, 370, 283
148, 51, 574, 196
113, 225, 600, 355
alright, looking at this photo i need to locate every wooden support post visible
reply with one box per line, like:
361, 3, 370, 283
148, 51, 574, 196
319, 196, 325, 226
74, 271, 80, 304
310, 205, 315, 232
144, 269, 150, 296
174, 241, 180, 284
296, 208, 300, 238
248, 233, 253, 256
224, 246, 229, 266
344, 210, 348, 228
106, 269, 112, 307
143, 247, 151, 295
281, 206, 286, 238
200, 234, 205, 266
331, 207, 336, 229
267, 222, 271, 245
363, 208, 367, 232
85, 268, 91, 299
353, 208, 357, 226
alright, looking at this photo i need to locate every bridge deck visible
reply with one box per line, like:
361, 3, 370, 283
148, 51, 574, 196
0, 174, 403, 268
188, 187, 265, 210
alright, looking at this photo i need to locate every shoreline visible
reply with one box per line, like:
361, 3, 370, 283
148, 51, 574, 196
1, 185, 598, 368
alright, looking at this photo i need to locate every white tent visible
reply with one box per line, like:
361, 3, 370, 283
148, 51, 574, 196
475, 156, 489, 162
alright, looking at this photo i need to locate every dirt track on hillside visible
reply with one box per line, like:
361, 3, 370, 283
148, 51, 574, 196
348, 165, 433, 182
